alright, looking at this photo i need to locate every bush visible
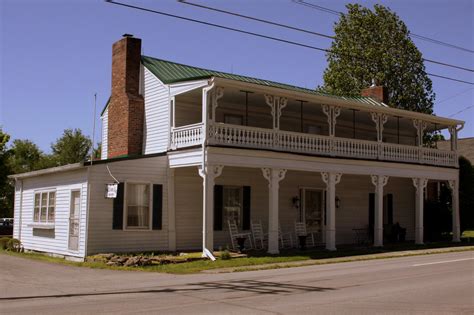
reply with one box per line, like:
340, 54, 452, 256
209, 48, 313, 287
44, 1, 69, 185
6, 238, 22, 252
0, 237, 10, 250
220, 250, 231, 260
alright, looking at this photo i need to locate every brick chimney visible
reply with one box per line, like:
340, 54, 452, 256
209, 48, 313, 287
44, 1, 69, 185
361, 79, 388, 104
107, 34, 144, 159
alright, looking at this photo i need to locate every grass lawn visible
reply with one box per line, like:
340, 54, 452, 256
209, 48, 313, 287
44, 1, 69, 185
461, 230, 474, 238
1, 241, 472, 274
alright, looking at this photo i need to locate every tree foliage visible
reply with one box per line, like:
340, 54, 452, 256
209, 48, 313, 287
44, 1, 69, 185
8, 140, 43, 174
0, 129, 13, 218
321, 4, 435, 114
51, 129, 92, 165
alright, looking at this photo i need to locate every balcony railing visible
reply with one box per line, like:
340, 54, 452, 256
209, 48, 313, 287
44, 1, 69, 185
170, 122, 457, 167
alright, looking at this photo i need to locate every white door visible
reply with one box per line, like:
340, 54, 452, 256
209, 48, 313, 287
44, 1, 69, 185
302, 189, 324, 241
68, 190, 81, 251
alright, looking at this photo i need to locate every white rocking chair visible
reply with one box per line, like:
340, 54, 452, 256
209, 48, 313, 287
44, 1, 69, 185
251, 221, 267, 250
228, 220, 253, 251
279, 225, 294, 248
294, 221, 319, 247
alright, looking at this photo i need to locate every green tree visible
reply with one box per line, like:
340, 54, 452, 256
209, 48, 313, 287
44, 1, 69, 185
321, 4, 435, 114
93, 142, 102, 160
0, 129, 13, 217
51, 129, 92, 165
7, 139, 43, 174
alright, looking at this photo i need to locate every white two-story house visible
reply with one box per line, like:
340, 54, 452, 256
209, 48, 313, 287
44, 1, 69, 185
11, 35, 464, 260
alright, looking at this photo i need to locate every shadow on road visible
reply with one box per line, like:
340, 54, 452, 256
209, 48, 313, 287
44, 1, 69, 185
0, 279, 335, 301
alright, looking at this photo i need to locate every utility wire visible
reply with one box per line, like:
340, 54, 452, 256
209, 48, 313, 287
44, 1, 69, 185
448, 105, 474, 117
181, 0, 473, 73
436, 87, 474, 105
105, 0, 474, 85
292, 0, 474, 54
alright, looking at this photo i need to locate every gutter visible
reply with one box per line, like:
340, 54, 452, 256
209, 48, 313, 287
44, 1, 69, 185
8, 162, 84, 180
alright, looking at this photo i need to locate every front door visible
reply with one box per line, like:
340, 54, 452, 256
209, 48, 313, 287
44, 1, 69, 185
68, 190, 81, 251
301, 189, 324, 240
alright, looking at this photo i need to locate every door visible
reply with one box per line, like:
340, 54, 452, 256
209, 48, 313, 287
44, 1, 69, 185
68, 190, 81, 251
302, 189, 324, 240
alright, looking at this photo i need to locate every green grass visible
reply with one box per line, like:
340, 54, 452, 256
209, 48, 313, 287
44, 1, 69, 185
1, 241, 473, 274
461, 230, 474, 238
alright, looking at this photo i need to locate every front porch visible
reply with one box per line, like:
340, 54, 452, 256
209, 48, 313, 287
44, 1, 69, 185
169, 148, 461, 254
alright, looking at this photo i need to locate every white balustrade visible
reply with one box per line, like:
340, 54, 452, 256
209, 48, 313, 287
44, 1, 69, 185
171, 123, 204, 148
170, 122, 457, 167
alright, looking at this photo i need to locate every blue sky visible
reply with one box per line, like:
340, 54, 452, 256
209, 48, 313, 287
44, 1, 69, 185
1, 0, 473, 152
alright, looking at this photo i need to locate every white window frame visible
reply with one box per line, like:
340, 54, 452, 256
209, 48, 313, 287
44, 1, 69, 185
33, 190, 56, 225
123, 181, 153, 231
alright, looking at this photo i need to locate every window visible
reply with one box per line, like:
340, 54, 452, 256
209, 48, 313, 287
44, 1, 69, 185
33, 191, 56, 223
306, 125, 322, 135
223, 186, 242, 229
126, 183, 150, 229
224, 114, 243, 126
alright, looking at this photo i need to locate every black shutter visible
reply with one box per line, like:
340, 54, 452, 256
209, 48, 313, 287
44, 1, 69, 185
387, 193, 393, 225
242, 186, 251, 230
152, 184, 163, 230
214, 185, 223, 231
112, 183, 124, 230
369, 193, 375, 228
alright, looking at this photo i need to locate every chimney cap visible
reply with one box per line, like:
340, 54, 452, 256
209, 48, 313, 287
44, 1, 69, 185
122, 33, 134, 38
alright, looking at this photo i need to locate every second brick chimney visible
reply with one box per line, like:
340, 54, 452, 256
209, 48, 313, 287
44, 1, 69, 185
107, 34, 144, 159
361, 80, 388, 104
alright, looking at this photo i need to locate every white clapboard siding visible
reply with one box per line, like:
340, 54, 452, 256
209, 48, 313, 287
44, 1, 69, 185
175, 166, 417, 250
86, 156, 169, 255
13, 181, 22, 239
143, 67, 170, 154
15, 170, 88, 258
101, 107, 108, 160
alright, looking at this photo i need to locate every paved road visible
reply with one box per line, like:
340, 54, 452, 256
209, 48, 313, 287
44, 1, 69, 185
1, 251, 473, 314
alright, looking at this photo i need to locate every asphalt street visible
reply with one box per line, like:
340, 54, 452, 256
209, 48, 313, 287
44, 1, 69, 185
1, 251, 473, 314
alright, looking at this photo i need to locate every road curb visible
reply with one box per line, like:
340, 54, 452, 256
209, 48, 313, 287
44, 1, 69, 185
202, 246, 474, 274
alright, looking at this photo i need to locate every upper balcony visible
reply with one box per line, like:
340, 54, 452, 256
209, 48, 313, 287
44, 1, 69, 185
168, 82, 462, 168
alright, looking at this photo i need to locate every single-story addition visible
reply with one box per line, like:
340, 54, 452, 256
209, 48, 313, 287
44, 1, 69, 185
10, 35, 465, 261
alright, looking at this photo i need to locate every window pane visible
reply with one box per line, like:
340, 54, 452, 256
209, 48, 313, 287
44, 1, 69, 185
48, 192, 56, 222
34, 193, 40, 222
223, 187, 242, 229
40, 193, 48, 222
126, 184, 150, 228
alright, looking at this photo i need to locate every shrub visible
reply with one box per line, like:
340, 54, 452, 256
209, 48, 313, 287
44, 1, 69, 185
6, 238, 22, 252
220, 250, 231, 260
0, 237, 10, 250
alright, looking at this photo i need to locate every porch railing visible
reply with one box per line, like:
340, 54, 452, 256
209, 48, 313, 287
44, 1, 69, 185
170, 122, 457, 167
170, 123, 204, 149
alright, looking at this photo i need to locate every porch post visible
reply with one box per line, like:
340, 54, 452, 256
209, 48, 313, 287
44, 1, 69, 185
198, 164, 224, 254
448, 180, 461, 242
321, 172, 342, 251
371, 175, 389, 247
167, 168, 176, 251
412, 178, 428, 244
262, 168, 287, 254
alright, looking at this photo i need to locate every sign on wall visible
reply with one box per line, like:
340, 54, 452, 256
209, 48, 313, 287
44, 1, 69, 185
105, 183, 118, 199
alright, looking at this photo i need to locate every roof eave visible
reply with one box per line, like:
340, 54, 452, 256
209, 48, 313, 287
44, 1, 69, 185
8, 162, 85, 180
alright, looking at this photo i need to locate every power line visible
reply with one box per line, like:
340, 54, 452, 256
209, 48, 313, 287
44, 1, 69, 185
180, 0, 473, 73
448, 105, 474, 117
292, 0, 474, 54
427, 73, 474, 85
436, 87, 474, 105
105, 0, 474, 85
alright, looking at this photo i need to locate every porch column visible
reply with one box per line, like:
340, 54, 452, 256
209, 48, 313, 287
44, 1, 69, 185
321, 172, 342, 251
167, 168, 176, 252
264, 94, 288, 130
198, 164, 224, 254
448, 180, 461, 242
262, 168, 287, 254
371, 175, 389, 247
412, 178, 428, 244
413, 119, 427, 147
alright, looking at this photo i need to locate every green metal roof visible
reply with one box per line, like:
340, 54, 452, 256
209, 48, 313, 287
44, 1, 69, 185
141, 55, 385, 107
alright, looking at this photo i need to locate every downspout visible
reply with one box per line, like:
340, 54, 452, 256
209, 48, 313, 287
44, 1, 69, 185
201, 79, 215, 172
16, 178, 23, 241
